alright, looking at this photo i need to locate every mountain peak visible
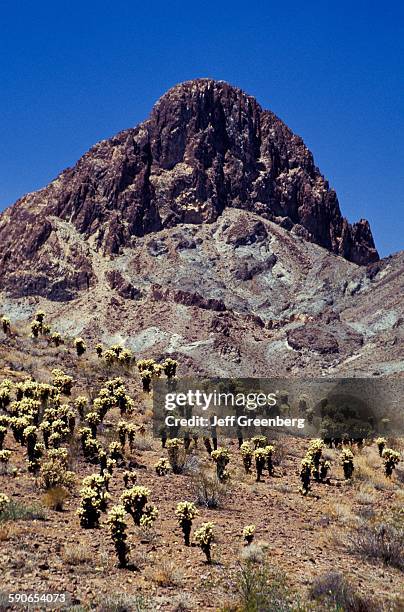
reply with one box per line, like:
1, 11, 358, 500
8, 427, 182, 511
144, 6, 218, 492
0, 80, 378, 300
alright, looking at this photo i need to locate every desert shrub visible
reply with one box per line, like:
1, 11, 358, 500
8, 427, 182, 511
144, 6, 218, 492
39, 451, 75, 491
74, 338, 86, 356
42, 486, 70, 511
382, 448, 400, 478
148, 558, 183, 587
191, 468, 227, 508
155, 458, 170, 476
349, 522, 403, 570
299, 458, 311, 495
211, 447, 230, 482
243, 524, 256, 545
0, 500, 46, 522
234, 560, 295, 611
240, 441, 254, 474
62, 543, 92, 566
166, 438, 187, 474
175, 501, 198, 546
309, 571, 377, 611
77, 487, 101, 528
107, 505, 129, 568
120, 486, 150, 525
341, 448, 355, 480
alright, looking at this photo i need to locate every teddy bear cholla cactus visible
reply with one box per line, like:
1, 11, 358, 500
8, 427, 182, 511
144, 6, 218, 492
120, 486, 150, 525
175, 501, 198, 546
251, 435, 267, 449
166, 438, 186, 474
0, 493, 10, 514
243, 524, 256, 545
82, 473, 111, 511
77, 486, 101, 528
1, 316, 11, 335
211, 447, 230, 482
341, 448, 354, 480
139, 504, 158, 529
0, 450, 12, 466
123, 470, 137, 488
306, 439, 324, 481
375, 437, 387, 457
155, 457, 171, 476
240, 441, 254, 474
300, 457, 312, 495
74, 338, 86, 356
194, 522, 215, 563
382, 448, 400, 478
0, 426, 7, 450
107, 505, 130, 567
254, 448, 267, 482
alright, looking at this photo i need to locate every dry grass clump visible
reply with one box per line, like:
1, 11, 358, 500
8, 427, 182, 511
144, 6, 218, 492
42, 486, 70, 511
348, 521, 403, 571
146, 558, 183, 587
190, 468, 228, 508
62, 543, 93, 566
309, 571, 381, 611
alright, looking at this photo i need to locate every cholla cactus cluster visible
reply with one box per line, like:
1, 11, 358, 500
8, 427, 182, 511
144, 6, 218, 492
382, 448, 400, 478
341, 448, 354, 480
175, 501, 198, 546
51, 369, 73, 395
194, 522, 215, 563
107, 505, 129, 567
0, 450, 11, 465
155, 458, 170, 476
103, 344, 134, 367
123, 470, 137, 488
243, 524, 256, 545
0, 493, 10, 513
139, 503, 159, 528
39, 448, 75, 491
50, 332, 62, 347
306, 439, 324, 481
211, 447, 230, 482
82, 473, 111, 511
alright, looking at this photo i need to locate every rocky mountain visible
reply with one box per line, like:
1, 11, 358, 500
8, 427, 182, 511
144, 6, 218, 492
0, 79, 402, 377
0, 79, 378, 301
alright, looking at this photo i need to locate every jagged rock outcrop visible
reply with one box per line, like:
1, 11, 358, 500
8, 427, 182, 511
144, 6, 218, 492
0, 79, 378, 300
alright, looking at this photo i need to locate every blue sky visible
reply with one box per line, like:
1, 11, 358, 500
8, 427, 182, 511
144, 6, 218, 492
0, 0, 403, 256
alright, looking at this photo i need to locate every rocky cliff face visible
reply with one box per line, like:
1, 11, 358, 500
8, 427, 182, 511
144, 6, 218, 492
0, 79, 378, 300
